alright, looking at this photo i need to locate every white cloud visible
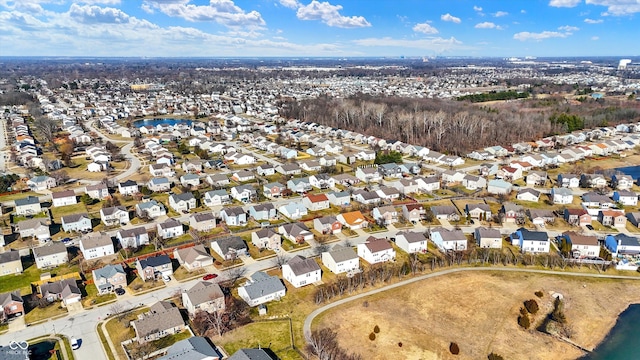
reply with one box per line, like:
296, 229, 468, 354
440, 13, 461, 23
493, 11, 508, 17
474, 21, 501, 29
586, 0, 640, 16
68, 3, 131, 24
591, 35, 599, 40
558, 25, 580, 31
549, 0, 582, 7
513, 30, 571, 41
412, 22, 438, 34
352, 36, 467, 53
473, 5, 482, 11
279, 0, 300, 9
296, 1, 371, 28
584, 17, 604, 23
143, 0, 266, 28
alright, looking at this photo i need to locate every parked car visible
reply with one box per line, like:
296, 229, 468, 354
114, 288, 125, 296
203, 273, 218, 281
162, 274, 171, 282
70, 337, 79, 350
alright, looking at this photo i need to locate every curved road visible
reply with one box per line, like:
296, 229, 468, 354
302, 267, 640, 340
85, 119, 142, 182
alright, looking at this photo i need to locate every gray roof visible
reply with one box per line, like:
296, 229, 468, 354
171, 192, 195, 202
326, 245, 358, 263
223, 206, 245, 216
184, 281, 224, 307
285, 255, 320, 276
118, 226, 147, 238
61, 213, 90, 224
518, 188, 541, 197
431, 227, 466, 241
40, 278, 80, 298
81, 234, 113, 250
0, 250, 20, 264
431, 205, 458, 215
158, 337, 221, 360
397, 231, 426, 243
514, 228, 549, 241
212, 236, 247, 254
475, 227, 501, 239
33, 242, 67, 258
0, 290, 22, 306
240, 271, 285, 300
101, 205, 127, 216
51, 190, 76, 199
138, 254, 171, 269
15, 195, 40, 206
228, 349, 277, 360
93, 264, 125, 281
192, 212, 216, 223
137, 200, 162, 210
552, 187, 573, 196
159, 218, 182, 229
133, 301, 183, 338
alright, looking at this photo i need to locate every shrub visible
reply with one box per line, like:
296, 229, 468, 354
519, 307, 527, 316
524, 299, 539, 314
369, 332, 376, 341
449, 342, 460, 355
518, 314, 531, 329
488, 353, 505, 360
373, 325, 380, 333
363, 301, 369, 308
535, 291, 544, 298
398, 342, 403, 347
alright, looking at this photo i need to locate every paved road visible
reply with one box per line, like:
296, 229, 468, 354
302, 267, 640, 340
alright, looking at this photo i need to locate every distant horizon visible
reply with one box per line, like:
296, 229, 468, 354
1, 1, 638, 58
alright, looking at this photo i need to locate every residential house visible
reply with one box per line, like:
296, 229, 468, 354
237, 271, 286, 307
580, 174, 608, 189
415, 176, 441, 193
326, 191, 350, 207
605, 234, 640, 257
313, 216, 342, 235
132, 301, 185, 344
32, 242, 69, 269
0, 250, 22, 276
466, 204, 492, 220
462, 175, 487, 191
251, 228, 281, 251
286, 177, 312, 194
283, 255, 321, 288
510, 228, 550, 253
302, 193, 330, 211
263, 182, 285, 199
278, 202, 308, 220
228, 349, 278, 360
474, 227, 502, 249
395, 231, 428, 254
230, 184, 257, 203
355, 167, 382, 183
357, 236, 396, 264
526, 171, 547, 187
276, 163, 302, 176
135, 200, 166, 219
182, 281, 225, 316
169, 192, 197, 213
135, 255, 173, 282
220, 207, 247, 226
372, 205, 398, 226
402, 203, 426, 224
206, 174, 230, 187
39, 279, 81, 306
203, 189, 230, 207
116, 227, 149, 248
92, 264, 126, 295
118, 180, 139, 196
16, 218, 50, 242
156, 337, 222, 360
613, 190, 638, 206
85, 183, 109, 200
256, 164, 275, 176
487, 179, 513, 195
627, 212, 640, 228
557, 174, 580, 188
337, 211, 368, 230
376, 186, 400, 201
498, 166, 523, 181
14, 196, 42, 216
80, 234, 114, 260
189, 212, 217, 232
100, 206, 129, 226
322, 246, 359, 274
516, 188, 541, 202
431, 205, 460, 221
210, 236, 248, 260
598, 210, 627, 228
551, 187, 574, 204
51, 190, 77, 207
564, 208, 592, 226
147, 177, 171, 192
174, 245, 214, 272
27, 175, 56, 191
528, 209, 556, 226
0, 290, 24, 321
377, 163, 402, 178
149, 163, 175, 177
562, 231, 599, 258
231, 170, 254, 183
501, 203, 524, 224
430, 228, 467, 251
279, 222, 314, 244
582, 192, 614, 208
612, 174, 634, 190
182, 159, 204, 173
157, 218, 184, 239
309, 174, 335, 190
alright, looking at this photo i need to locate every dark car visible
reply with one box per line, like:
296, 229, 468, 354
203, 274, 218, 281
114, 288, 125, 296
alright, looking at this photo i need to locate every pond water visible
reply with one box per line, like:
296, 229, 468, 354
28, 339, 57, 360
132, 118, 193, 127
581, 304, 640, 360
614, 165, 640, 179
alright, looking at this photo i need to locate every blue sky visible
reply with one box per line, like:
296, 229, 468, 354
0, 0, 638, 57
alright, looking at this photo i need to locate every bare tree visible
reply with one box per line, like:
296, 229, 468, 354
223, 266, 247, 287
273, 253, 289, 269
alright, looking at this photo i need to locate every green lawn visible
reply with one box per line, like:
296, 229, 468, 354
82, 283, 116, 307
0, 191, 39, 202
164, 233, 194, 247
0, 263, 79, 295
217, 320, 298, 360
105, 307, 148, 359
50, 203, 88, 222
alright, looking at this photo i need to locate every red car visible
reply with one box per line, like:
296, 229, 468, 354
203, 274, 218, 281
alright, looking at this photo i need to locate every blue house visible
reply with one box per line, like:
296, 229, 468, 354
605, 234, 640, 257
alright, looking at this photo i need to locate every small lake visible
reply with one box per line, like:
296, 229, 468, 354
132, 118, 193, 127
614, 165, 640, 179
581, 304, 640, 360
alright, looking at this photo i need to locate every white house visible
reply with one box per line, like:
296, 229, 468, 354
116, 227, 149, 248
100, 206, 129, 226
51, 190, 77, 207
157, 218, 184, 239
237, 271, 286, 307
282, 255, 321, 288
551, 187, 573, 205
395, 231, 427, 254
357, 237, 396, 264
563, 231, 600, 258
430, 227, 467, 251
33, 243, 68, 269
118, 180, 139, 196
79, 234, 115, 260
474, 227, 502, 249
321, 246, 359, 274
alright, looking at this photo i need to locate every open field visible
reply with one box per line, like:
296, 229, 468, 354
315, 271, 640, 360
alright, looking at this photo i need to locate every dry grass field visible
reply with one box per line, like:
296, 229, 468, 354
316, 271, 640, 360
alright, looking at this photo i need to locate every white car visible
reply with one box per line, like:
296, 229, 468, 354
70, 337, 79, 350
162, 274, 171, 282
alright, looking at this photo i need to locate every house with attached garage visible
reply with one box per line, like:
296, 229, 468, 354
100, 205, 129, 226
528, 209, 556, 226
355, 167, 382, 183
557, 174, 580, 188
182, 281, 225, 317
231, 184, 257, 203
203, 189, 230, 207
605, 233, 640, 257
309, 173, 335, 190
15, 196, 42, 216
302, 193, 330, 211
627, 212, 640, 228
372, 205, 398, 226
149, 163, 175, 177
220, 207, 247, 226
263, 182, 285, 199
0, 250, 23, 276
551, 187, 574, 205
613, 190, 638, 206
279, 222, 314, 244
51, 190, 77, 207
116, 227, 149, 248
402, 203, 426, 224
501, 203, 524, 224
169, 192, 197, 213
147, 177, 171, 192
256, 164, 276, 176
237, 271, 286, 307
132, 301, 185, 344
351, 189, 381, 205
326, 191, 350, 207
251, 228, 281, 251
430, 205, 460, 221
474, 227, 502, 249
510, 228, 549, 253
465, 203, 492, 220
276, 163, 302, 176
313, 215, 342, 235
395, 231, 428, 254
38, 278, 81, 306
430, 227, 467, 251
0, 290, 24, 321
414, 176, 441, 192
211, 236, 248, 260
487, 179, 513, 195
61, 213, 92, 233
322, 246, 359, 274
337, 211, 368, 230
231, 170, 255, 183
278, 202, 308, 220
84, 183, 109, 200
283, 255, 321, 288
33, 242, 68, 269
248, 203, 277, 221
462, 175, 486, 191
526, 171, 547, 187
157, 218, 184, 239
180, 174, 201, 188
564, 208, 592, 226
286, 177, 312, 194
16, 218, 50, 243
189, 212, 217, 232
118, 180, 139, 196
562, 231, 600, 258
516, 188, 541, 202
611, 174, 634, 190
174, 245, 214, 272
92, 264, 127, 295
80, 233, 114, 260
206, 173, 230, 187
580, 174, 608, 189
136, 255, 173, 281
27, 175, 57, 191
357, 236, 396, 264
598, 210, 627, 228
135, 200, 166, 219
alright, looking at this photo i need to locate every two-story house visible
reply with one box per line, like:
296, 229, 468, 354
92, 264, 127, 295
321, 246, 359, 274
100, 206, 129, 226
157, 218, 184, 239
116, 227, 149, 248
182, 281, 225, 317
136, 255, 173, 281
61, 213, 92, 233
282, 255, 321, 288
80, 234, 115, 260
169, 192, 197, 213
51, 190, 77, 207
33, 242, 68, 269
395, 231, 428, 254
357, 237, 396, 264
